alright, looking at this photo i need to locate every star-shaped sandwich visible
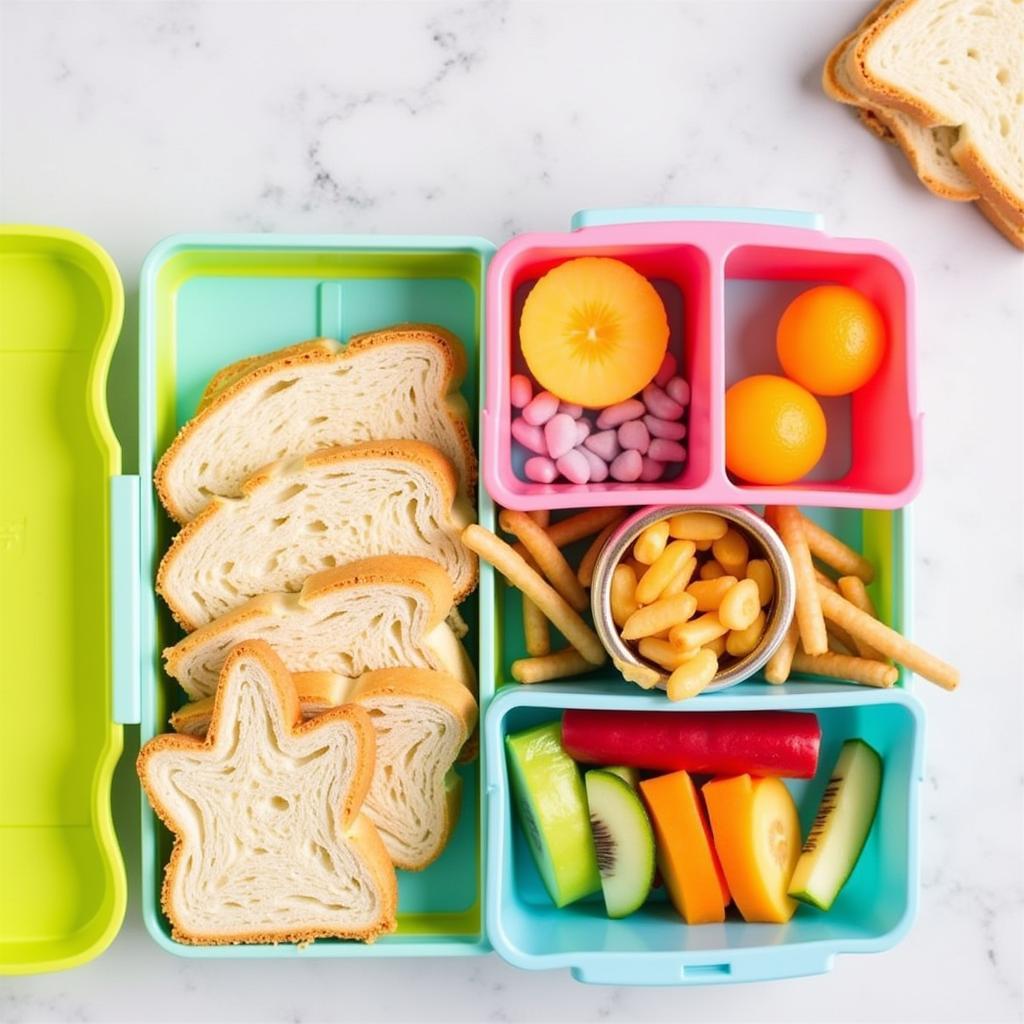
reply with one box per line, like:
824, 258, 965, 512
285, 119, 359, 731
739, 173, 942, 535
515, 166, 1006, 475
137, 639, 397, 945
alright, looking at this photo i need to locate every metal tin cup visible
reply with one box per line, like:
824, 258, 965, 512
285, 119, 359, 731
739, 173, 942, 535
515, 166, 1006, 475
591, 505, 796, 694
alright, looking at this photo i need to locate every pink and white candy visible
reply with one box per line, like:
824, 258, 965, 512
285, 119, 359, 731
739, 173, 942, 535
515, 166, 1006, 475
510, 374, 533, 409
512, 363, 689, 486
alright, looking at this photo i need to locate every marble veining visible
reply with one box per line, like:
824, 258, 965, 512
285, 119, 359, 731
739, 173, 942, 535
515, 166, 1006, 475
1, 1, 1022, 1021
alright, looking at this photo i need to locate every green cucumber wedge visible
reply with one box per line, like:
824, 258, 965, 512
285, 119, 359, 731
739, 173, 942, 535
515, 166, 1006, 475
788, 739, 883, 911
506, 722, 601, 908
585, 770, 656, 919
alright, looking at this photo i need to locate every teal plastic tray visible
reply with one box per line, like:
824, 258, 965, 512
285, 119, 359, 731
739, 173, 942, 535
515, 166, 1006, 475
484, 685, 924, 985
487, 506, 911, 696
133, 234, 495, 957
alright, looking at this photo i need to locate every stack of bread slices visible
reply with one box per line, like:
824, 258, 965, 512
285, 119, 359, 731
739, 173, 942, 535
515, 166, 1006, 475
823, 0, 1024, 248
138, 324, 481, 946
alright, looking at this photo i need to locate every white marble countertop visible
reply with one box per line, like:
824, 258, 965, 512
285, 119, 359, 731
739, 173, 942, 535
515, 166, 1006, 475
2, 1, 1022, 1021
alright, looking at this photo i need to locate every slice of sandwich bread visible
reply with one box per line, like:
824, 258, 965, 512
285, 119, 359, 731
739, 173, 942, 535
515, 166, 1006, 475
163, 555, 475, 699
850, 0, 1024, 226
137, 640, 398, 945
157, 440, 477, 630
156, 324, 476, 524
822, 0, 980, 201
171, 666, 479, 871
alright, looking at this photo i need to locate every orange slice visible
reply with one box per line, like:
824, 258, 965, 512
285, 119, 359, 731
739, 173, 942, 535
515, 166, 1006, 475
519, 257, 669, 407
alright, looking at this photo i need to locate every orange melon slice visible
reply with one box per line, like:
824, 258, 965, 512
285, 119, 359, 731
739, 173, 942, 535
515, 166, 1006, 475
702, 774, 801, 924
519, 257, 669, 408
639, 770, 729, 924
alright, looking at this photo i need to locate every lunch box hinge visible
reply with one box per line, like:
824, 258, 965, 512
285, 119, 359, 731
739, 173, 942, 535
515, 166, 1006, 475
110, 474, 141, 725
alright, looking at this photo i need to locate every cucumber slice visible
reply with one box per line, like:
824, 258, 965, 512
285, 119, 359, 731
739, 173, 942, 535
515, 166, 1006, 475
788, 739, 882, 911
506, 722, 600, 908
584, 769, 656, 918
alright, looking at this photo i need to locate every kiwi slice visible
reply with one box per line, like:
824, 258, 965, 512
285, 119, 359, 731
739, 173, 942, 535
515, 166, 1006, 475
584, 769, 656, 918
603, 765, 641, 789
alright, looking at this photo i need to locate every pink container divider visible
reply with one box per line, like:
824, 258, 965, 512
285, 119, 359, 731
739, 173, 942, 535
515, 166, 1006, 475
482, 219, 922, 512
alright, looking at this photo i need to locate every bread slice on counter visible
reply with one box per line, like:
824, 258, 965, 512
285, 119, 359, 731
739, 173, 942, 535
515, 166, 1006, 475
822, 1, 980, 201
157, 440, 478, 630
849, 0, 1024, 227
155, 324, 476, 524
164, 554, 474, 700
171, 666, 479, 872
137, 640, 398, 945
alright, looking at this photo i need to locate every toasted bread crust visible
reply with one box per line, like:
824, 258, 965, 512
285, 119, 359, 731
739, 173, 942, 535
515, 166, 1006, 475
857, 107, 896, 143
156, 440, 477, 630
138, 641, 398, 945
977, 198, 1024, 249
155, 324, 477, 524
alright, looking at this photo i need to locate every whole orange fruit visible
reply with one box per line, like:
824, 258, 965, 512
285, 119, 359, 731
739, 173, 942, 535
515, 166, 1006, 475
725, 375, 827, 485
776, 285, 886, 396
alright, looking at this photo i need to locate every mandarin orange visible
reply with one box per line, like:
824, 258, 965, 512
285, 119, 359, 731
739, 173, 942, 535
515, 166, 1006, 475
776, 285, 886, 396
725, 375, 826, 485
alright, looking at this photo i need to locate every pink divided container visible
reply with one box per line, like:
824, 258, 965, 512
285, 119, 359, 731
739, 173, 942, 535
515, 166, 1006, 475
482, 208, 921, 511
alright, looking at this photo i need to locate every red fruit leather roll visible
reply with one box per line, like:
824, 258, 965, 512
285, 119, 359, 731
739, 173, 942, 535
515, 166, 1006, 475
561, 710, 821, 778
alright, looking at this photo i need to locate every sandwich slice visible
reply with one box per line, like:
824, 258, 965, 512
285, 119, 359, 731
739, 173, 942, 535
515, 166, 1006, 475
849, 0, 1024, 228
157, 440, 477, 630
155, 324, 476, 524
163, 555, 475, 700
137, 640, 398, 945
171, 666, 479, 872
822, 0, 980, 202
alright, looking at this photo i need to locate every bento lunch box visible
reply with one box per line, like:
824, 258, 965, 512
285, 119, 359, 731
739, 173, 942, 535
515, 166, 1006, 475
2, 208, 925, 984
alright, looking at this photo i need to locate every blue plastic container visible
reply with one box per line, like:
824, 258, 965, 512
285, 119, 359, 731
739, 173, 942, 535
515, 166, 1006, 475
484, 685, 924, 985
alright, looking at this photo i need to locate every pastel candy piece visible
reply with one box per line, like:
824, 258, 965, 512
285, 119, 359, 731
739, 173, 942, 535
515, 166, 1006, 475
559, 402, 584, 419
510, 374, 534, 409
544, 413, 578, 460
584, 429, 621, 462
580, 446, 609, 483
644, 414, 687, 440
617, 419, 650, 455
642, 383, 685, 421
610, 449, 643, 482
655, 352, 677, 388
596, 398, 646, 429
511, 416, 547, 454
640, 457, 665, 482
574, 418, 592, 444
524, 456, 558, 483
522, 390, 560, 426
556, 449, 591, 485
649, 438, 687, 463
665, 376, 691, 407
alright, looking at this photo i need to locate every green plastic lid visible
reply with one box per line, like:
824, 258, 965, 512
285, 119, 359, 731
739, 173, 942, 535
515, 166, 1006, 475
0, 226, 127, 973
